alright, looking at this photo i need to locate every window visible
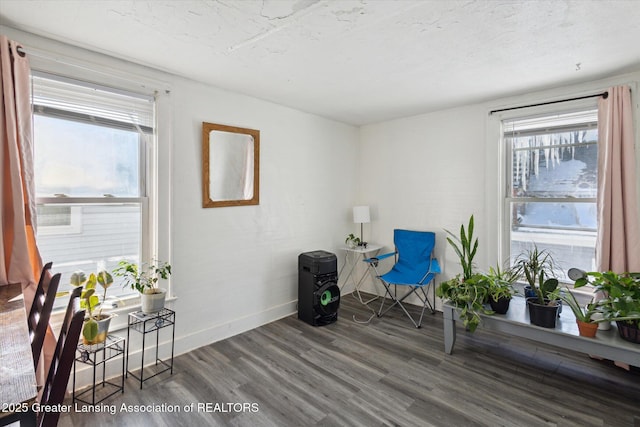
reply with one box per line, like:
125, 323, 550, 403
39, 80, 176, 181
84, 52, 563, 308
35, 205, 81, 235
32, 72, 155, 308
502, 107, 598, 281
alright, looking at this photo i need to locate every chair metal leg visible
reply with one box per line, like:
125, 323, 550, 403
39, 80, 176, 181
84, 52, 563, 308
377, 281, 396, 318
377, 283, 435, 328
396, 287, 424, 328
365, 253, 438, 328
414, 287, 433, 327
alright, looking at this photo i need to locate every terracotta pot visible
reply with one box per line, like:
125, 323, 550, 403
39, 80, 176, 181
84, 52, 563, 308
576, 320, 598, 338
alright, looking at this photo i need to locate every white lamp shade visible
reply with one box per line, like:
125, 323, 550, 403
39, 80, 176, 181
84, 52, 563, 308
353, 206, 370, 224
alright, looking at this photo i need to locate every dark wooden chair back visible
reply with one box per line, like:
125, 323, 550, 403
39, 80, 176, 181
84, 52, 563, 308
29, 262, 59, 369
38, 286, 84, 427
28, 262, 53, 329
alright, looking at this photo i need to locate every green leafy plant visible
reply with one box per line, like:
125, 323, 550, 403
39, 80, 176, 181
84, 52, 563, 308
573, 271, 640, 327
560, 287, 596, 323
69, 269, 114, 342
114, 259, 172, 295
438, 215, 488, 332
515, 245, 559, 306
445, 214, 478, 280
485, 263, 519, 301
345, 233, 361, 247
436, 273, 492, 332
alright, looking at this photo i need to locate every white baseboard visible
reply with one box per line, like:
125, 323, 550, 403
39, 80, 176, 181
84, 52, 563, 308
69, 299, 298, 391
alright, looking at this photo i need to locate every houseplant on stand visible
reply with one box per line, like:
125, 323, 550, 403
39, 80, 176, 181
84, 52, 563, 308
115, 259, 172, 314
70, 269, 115, 345
436, 273, 491, 332
345, 233, 361, 249
445, 214, 478, 283
560, 287, 598, 337
485, 263, 519, 314
573, 270, 640, 343
437, 214, 492, 332
515, 245, 560, 328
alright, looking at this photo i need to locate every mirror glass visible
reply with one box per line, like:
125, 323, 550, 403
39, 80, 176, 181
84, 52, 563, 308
202, 122, 259, 207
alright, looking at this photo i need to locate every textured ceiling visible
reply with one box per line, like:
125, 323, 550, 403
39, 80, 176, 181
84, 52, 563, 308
1, 0, 640, 125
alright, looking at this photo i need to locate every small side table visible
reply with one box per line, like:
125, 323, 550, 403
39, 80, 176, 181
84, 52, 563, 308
73, 334, 125, 405
126, 308, 175, 389
338, 243, 383, 305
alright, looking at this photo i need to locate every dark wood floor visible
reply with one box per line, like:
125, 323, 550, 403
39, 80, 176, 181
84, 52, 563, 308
59, 293, 640, 427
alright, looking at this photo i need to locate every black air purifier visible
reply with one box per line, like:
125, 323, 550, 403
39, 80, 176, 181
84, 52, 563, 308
298, 250, 340, 326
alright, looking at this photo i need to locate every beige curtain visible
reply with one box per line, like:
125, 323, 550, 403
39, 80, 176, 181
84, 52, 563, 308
0, 35, 49, 382
596, 86, 640, 272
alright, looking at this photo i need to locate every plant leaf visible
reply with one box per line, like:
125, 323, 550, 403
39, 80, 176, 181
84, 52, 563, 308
83, 319, 98, 341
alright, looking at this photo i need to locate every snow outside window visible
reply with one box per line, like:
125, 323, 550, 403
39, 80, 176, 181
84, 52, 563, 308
503, 108, 598, 282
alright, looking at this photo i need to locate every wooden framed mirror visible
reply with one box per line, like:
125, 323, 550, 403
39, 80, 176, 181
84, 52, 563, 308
202, 122, 260, 208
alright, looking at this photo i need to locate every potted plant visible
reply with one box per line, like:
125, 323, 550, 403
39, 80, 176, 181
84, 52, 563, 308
560, 287, 598, 337
445, 214, 478, 282
515, 245, 560, 328
568, 267, 610, 330
573, 270, 640, 343
437, 215, 491, 332
485, 263, 519, 314
436, 273, 492, 332
345, 233, 361, 249
70, 269, 114, 345
114, 259, 172, 314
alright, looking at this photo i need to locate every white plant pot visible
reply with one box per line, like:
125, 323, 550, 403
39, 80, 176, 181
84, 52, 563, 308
141, 289, 167, 314
598, 321, 612, 331
590, 311, 611, 330
82, 314, 113, 345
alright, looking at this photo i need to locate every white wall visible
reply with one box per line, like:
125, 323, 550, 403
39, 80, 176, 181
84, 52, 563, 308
357, 105, 488, 309
3, 25, 639, 386
170, 77, 359, 350
1, 27, 360, 370
358, 70, 640, 310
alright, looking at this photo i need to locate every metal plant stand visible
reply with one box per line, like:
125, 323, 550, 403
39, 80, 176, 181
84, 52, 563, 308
126, 308, 175, 389
73, 334, 126, 405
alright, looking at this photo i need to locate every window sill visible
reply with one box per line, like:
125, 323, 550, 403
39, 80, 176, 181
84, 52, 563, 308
50, 295, 177, 337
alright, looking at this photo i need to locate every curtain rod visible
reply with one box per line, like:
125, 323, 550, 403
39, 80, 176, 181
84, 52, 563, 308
14, 45, 26, 57
13, 44, 171, 94
489, 91, 608, 115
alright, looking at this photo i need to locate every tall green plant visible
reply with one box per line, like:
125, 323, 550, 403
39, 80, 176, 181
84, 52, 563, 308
445, 214, 478, 280
515, 245, 558, 305
560, 287, 596, 322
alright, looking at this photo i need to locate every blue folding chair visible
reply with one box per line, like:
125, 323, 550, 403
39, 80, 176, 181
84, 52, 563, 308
364, 229, 440, 328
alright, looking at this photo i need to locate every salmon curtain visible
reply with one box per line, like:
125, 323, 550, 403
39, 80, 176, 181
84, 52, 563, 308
0, 35, 48, 381
596, 86, 640, 273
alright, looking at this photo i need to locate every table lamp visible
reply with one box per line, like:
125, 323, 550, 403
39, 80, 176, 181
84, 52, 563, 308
352, 206, 370, 246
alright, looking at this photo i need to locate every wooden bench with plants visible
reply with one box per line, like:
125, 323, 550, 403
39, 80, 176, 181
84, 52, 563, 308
441, 295, 640, 367
438, 215, 640, 368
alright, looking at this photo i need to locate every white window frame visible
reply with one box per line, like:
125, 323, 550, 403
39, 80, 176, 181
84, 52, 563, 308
17, 39, 172, 360
35, 205, 82, 236
29, 68, 170, 316
494, 97, 600, 282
